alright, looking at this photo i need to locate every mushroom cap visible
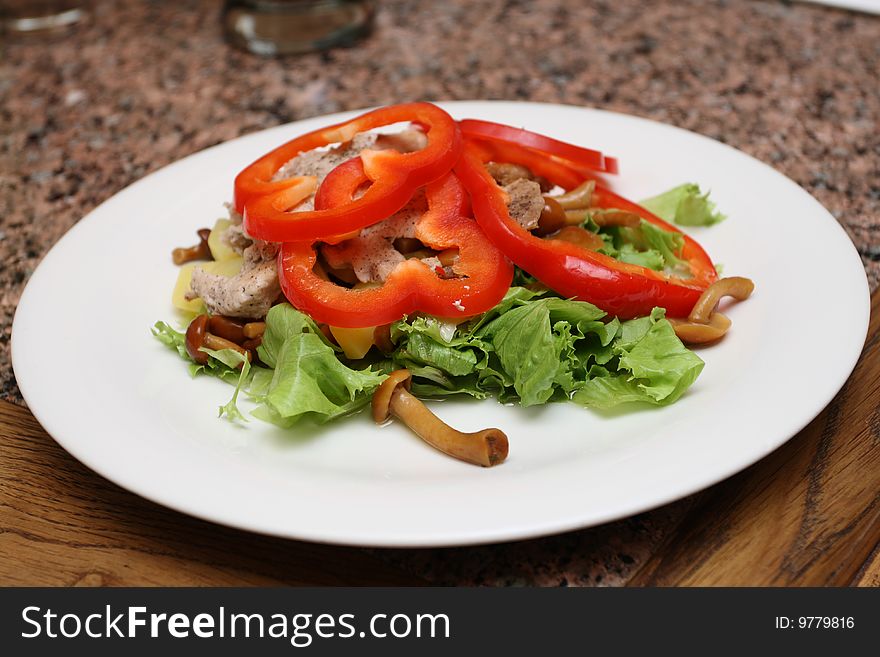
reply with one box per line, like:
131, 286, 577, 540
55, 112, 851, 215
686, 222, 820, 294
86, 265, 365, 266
669, 312, 732, 344
185, 314, 210, 365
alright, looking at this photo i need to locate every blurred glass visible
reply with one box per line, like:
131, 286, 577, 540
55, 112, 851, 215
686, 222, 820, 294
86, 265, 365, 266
1, 0, 84, 32
223, 0, 374, 56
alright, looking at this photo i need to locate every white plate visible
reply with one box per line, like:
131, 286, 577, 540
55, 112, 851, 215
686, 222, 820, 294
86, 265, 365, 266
12, 101, 870, 547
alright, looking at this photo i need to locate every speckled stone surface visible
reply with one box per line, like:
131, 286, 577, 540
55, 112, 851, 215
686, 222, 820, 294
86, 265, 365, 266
1, 0, 878, 585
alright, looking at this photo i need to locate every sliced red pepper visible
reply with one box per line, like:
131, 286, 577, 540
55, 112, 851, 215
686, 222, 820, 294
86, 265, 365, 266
455, 143, 717, 319
236, 102, 461, 243
278, 164, 513, 328
459, 119, 619, 175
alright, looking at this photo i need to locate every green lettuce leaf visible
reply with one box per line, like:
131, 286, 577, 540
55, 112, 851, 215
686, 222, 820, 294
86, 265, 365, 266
154, 306, 386, 427
253, 304, 386, 426
572, 308, 704, 409
254, 331, 385, 427
152, 320, 188, 356
258, 302, 335, 368
477, 299, 567, 406
152, 321, 254, 420
640, 183, 726, 226
599, 220, 686, 274
637, 220, 686, 269
155, 289, 704, 427
385, 289, 701, 410
614, 243, 665, 270
201, 346, 251, 421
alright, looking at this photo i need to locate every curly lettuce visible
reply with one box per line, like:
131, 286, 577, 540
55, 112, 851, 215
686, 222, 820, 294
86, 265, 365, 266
640, 183, 726, 226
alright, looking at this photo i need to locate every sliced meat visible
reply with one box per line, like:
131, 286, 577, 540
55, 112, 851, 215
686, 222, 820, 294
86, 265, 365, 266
486, 161, 553, 192
503, 179, 544, 230
222, 223, 250, 255
375, 128, 427, 153
321, 191, 427, 283
187, 236, 281, 319
222, 204, 250, 255
487, 162, 535, 187
273, 132, 379, 182
242, 239, 279, 266
273, 128, 425, 188
188, 258, 280, 319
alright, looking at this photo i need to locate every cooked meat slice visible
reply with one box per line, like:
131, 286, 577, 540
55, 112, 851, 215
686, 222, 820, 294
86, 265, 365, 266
321, 191, 427, 283
242, 239, 278, 265
375, 128, 427, 153
419, 256, 454, 279
486, 161, 553, 192
273, 132, 379, 182
268, 129, 423, 217
188, 258, 280, 319
503, 179, 544, 230
223, 224, 250, 255
223, 221, 274, 258
214, 204, 249, 255
486, 162, 535, 187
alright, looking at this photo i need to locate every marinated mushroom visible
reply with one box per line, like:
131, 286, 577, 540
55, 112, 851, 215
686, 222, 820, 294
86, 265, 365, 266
185, 314, 210, 365
208, 315, 247, 343
688, 276, 755, 324
553, 179, 595, 210
372, 324, 395, 354
242, 337, 263, 361
185, 314, 252, 366
372, 370, 509, 467
535, 196, 568, 236
551, 226, 604, 251
172, 228, 212, 265
586, 209, 641, 228
668, 312, 732, 344
671, 276, 755, 344
242, 321, 266, 339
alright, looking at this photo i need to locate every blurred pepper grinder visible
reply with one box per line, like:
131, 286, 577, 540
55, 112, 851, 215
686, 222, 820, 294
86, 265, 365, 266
223, 0, 374, 56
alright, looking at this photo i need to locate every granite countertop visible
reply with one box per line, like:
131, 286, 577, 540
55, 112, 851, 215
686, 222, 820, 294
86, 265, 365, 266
1, 0, 878, 585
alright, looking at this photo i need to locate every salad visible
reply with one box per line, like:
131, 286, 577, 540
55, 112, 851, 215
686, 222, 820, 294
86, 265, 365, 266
153, 102, 753, 467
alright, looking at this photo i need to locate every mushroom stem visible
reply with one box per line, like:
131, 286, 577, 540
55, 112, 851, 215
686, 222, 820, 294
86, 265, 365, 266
172, 228, 212, 265
586, 209, 641, 227
688, 276, 755, 323
203, 333, 252, 362
243, 321, 266, 339
390, 387, 508, 467
553, 179, 595, 209
371, 369, 508, 467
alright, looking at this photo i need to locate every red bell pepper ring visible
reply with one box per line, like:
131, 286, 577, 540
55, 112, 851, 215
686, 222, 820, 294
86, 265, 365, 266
455, 143, 717, 319
235, 102, 462, 243
277, 163, 513, 328
459, 118, 619, 175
